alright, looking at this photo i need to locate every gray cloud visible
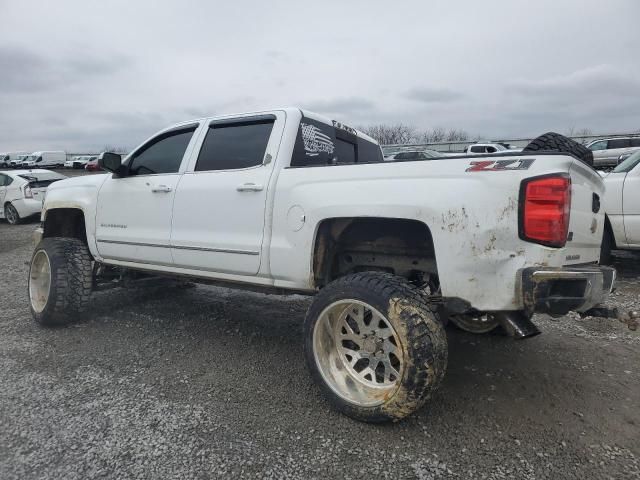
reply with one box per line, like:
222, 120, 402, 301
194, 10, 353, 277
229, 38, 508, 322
0, 0, 638, 151
404, 87, 464, 103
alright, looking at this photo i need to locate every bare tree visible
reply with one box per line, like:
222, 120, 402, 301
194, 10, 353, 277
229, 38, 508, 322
358, 124, 418, 145
102, 145, 129, 154
575, 127, 593, 137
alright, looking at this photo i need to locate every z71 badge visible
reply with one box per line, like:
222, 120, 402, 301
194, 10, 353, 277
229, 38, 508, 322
466, 158, 535, 172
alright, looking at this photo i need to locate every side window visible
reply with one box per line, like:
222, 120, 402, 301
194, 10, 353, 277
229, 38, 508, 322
128, 127, 196, 176
357, 138, 383, 162
394, 153, 409, 160
0, 174, 7, 186
36, 157, 42, 163
470, 146, 484, 153
609, 138, 631, 149
195, 119, 274, 171
631, 138, 640, 147
486, 146, 497, 153
588, 140, 608, 151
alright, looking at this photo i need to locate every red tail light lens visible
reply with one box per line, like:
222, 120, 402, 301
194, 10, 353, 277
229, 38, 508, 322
520, 175, 571, 247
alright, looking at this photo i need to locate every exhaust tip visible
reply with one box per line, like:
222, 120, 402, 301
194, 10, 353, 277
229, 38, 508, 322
496, 312, 541, 339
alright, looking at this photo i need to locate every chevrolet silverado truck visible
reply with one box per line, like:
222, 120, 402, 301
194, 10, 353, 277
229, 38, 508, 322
29, 109, 616, 422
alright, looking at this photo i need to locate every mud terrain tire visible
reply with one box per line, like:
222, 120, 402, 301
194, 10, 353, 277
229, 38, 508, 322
523, 132, 594, 167
29, 238, 93, 326
304, 272, 447, 423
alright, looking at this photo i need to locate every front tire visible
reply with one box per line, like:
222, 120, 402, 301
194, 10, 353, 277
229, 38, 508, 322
29, 238, 93, 326
304, 272, 447, 423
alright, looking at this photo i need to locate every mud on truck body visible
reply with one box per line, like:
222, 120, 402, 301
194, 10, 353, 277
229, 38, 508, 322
29, 108, 619, 422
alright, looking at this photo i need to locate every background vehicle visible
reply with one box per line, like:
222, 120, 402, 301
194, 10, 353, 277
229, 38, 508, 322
586, 137, 640, 169
84, 157, 101, 171
65, 155, 97, 169
22, 151, 66, 168
0, 169, 66, 224
31, 108, 613, 423
601, 150, 640, 263
1, 151, 30, 168
464, 142, 522, 154
384, 149, 441, 161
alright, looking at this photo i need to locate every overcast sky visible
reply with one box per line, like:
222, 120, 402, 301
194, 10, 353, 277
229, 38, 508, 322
1, 0, 639, 151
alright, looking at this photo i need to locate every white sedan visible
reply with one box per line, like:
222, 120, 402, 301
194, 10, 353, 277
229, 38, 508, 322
0, 169, 67, 225
601, 150, 640, 262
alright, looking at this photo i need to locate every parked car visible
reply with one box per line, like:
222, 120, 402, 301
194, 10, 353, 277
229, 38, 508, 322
465, 142, 522, 154
7, 154, 31, 168
1, 151, 30, 168
65, 155, 97, 169
0, 169, 66, 224
84, 157, 101, 171
384, 149, 441, 161
22, 151, 66, 168
586, 137, 640, 169
601, 150, 640, 263
31, 109, 613, 423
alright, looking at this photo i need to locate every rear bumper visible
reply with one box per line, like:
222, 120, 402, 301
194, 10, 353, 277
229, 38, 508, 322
519, 265, 616, 316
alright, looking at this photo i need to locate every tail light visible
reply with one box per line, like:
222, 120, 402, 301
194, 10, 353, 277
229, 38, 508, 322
23, 184, 33, 199
519, 174, 571, 248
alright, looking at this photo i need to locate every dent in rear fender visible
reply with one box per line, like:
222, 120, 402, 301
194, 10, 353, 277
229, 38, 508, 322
269, 155, 581, 310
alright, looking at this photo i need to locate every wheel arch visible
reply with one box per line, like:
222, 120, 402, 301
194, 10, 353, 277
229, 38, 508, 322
603, 213, 618, 249
311, 216, 438, 289
42, 207, 89, 245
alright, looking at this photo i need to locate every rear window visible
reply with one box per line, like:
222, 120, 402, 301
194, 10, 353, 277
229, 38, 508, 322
19, 171, 66, 188
291, 117, 383, 167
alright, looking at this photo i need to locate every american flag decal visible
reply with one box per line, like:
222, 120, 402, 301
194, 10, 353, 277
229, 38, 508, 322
301, 123, 335, 157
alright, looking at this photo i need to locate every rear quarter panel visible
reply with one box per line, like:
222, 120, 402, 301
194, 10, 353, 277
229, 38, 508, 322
270, 154, 603, 311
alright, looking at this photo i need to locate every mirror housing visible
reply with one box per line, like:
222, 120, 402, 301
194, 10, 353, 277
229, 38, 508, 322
98, 152, 124, 176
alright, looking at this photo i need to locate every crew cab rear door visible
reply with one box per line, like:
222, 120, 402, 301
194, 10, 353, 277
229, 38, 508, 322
95, 124, 200, 265
170, 113, 285, 275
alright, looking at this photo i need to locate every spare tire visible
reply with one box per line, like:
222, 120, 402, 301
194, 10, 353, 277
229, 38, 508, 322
522, 132, 594, 167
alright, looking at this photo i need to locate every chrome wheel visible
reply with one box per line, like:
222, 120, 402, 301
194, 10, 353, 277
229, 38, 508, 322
449, 312, 499, 334
29, 250, 51, 313
312, 299, 403, 407
4, 204, 19, 224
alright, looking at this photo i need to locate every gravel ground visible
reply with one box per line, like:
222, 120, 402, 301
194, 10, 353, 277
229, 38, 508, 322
1, 218, 639, 479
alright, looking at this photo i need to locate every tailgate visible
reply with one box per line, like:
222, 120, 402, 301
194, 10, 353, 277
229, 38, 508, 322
564, 161, 605, 264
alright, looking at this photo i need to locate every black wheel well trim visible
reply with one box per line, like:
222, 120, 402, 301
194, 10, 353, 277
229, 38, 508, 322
603, 214, 617, 249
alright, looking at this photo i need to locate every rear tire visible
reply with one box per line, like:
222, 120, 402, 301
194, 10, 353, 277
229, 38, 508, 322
4, 203, 21, 225
304, 272, 447, 423
523, 132, 594, 167
29, 238, 93, 326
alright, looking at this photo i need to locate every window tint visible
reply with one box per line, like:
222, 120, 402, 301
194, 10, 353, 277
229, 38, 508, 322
128, 128, 195, 176
609, 138, 631, 149
0, 174, 9, 186
334, 138, 356, 164
631, 138, 640, 147
486, 146, 497, 153
195, 120, 274, 171
357, 138, 383, 163
470, 146, 484, 153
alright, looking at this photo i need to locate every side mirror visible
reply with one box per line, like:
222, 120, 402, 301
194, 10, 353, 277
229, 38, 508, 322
98, 152, 124, 175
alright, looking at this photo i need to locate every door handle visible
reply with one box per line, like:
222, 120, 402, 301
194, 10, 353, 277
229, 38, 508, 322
151, 185, 172, 193
236, 183, 264, 192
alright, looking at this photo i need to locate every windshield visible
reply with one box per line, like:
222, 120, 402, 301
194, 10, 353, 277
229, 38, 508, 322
613, 150, 640, 173
24, 155, 37, 162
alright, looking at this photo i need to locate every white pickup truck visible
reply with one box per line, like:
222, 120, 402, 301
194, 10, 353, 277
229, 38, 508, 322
29, 108, 616, 422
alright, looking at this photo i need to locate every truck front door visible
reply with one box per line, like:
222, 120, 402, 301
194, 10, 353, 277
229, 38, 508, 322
170, 113, 284, 276
95, 124, 200, 265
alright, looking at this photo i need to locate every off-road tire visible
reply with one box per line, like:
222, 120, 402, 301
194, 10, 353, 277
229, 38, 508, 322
304, 272, 448, 423
523, 132, 594, 167
600, 225, 614, 265
4, 203, 21, 225
29, 238, 93, 326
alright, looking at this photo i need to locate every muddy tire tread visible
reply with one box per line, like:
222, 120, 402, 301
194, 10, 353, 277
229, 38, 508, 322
304, 271, 448, 423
